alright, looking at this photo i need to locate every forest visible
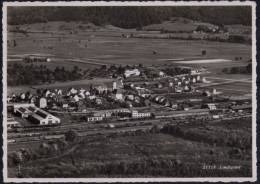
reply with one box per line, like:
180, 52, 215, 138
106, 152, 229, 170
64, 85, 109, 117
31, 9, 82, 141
7, 6, 251, 28
7, 64, 83, 86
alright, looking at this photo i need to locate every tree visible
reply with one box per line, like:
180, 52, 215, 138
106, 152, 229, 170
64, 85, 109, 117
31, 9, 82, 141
222, 68, 228, 73
55, 67, 60, 72
13, 40, 17, 47
202, 50, 207, 56
230, 67, 239, 74
74, 65, 79, 71
245, 63, 252, 73
196, 25, 211, 33
65, 130, 77, 143
101, 65, 107, 70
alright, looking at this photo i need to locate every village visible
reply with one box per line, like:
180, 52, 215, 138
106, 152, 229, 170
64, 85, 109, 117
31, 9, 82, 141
7, 64, 252, 143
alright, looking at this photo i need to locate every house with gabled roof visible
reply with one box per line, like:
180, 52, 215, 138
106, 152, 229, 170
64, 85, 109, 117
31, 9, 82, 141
28, 108, 60, 125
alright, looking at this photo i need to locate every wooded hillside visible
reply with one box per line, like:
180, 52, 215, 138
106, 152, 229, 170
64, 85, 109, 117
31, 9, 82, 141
7, 6, 252, 28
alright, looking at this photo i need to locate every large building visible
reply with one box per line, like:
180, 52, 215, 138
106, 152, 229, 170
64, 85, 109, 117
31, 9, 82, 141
28, 107, 60, 125
16, 107, 31, 118
131, 110, 151, 118
8, 103, 35, 113
86, 113, 103, 122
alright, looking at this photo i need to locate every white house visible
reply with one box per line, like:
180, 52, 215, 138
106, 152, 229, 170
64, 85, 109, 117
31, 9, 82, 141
130, 83, 135, 88
184, 86, 190, 91
178, 82, 182, 86
69, 88, 78, 94
207, 103, 217, 110
38, 97, 47, 108
112, 93, 123, 100
131, 110, 151, 118
57, 89, 62, 95
73, 95, 80, 102
112, 81, 117, 90
95, 98, 102, 105
126, 101, 133, 108
192, 78, 197, 83
172, 104, 178, 109
88, 95, 96, 100
79, 92, 85, 99
62, 103, 69, 109
175, 87, 182, 93
7, 96, 12, 103
85, 91, 90, 96
126, 95, 134, 101
212, 89, 222, 95
124, 69, 140, 77
159, 71, 165, 77
191, 69, 199, 75
45, 90, 51, 97
79, 88, 85, 94
20, 93, 26, 100
87, 115, 103, 122
197, 75, 201, 81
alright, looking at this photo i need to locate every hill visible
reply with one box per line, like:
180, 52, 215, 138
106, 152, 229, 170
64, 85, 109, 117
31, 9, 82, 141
7, 6, 251, 28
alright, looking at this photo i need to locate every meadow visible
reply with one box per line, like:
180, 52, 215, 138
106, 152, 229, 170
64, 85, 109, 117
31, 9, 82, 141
8, 23, 251, 69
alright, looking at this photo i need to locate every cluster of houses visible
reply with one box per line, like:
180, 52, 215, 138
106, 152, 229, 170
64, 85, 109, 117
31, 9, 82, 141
125, 74, 203, 96
6, 64, 252, 127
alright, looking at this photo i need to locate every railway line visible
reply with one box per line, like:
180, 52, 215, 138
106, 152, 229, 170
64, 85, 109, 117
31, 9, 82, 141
7, 112, 251, 146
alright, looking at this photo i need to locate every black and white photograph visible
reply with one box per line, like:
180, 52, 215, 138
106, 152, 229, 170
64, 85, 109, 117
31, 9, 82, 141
2, 1, 257, 182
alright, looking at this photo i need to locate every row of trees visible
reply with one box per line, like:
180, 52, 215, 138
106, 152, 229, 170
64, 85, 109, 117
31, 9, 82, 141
222, 63, 252, 74
161, 119, 252, 151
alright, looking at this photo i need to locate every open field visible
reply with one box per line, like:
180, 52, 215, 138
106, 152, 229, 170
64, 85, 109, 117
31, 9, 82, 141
8, 21, 251, 68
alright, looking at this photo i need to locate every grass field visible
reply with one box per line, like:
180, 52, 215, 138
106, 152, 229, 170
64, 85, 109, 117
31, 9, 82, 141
8, 21, 251, 69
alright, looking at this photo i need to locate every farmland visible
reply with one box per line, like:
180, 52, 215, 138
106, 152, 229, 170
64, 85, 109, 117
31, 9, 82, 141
8, 21, 251, 67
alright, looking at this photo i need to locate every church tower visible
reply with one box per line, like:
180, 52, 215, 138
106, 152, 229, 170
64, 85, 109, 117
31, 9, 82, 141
112, 81, 117, 90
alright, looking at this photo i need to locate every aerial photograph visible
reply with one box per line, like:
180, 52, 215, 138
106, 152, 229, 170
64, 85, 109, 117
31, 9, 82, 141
5, 4, 254, 180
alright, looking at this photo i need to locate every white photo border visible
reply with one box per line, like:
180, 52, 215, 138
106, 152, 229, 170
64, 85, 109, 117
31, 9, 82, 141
2, 1, 257, 183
